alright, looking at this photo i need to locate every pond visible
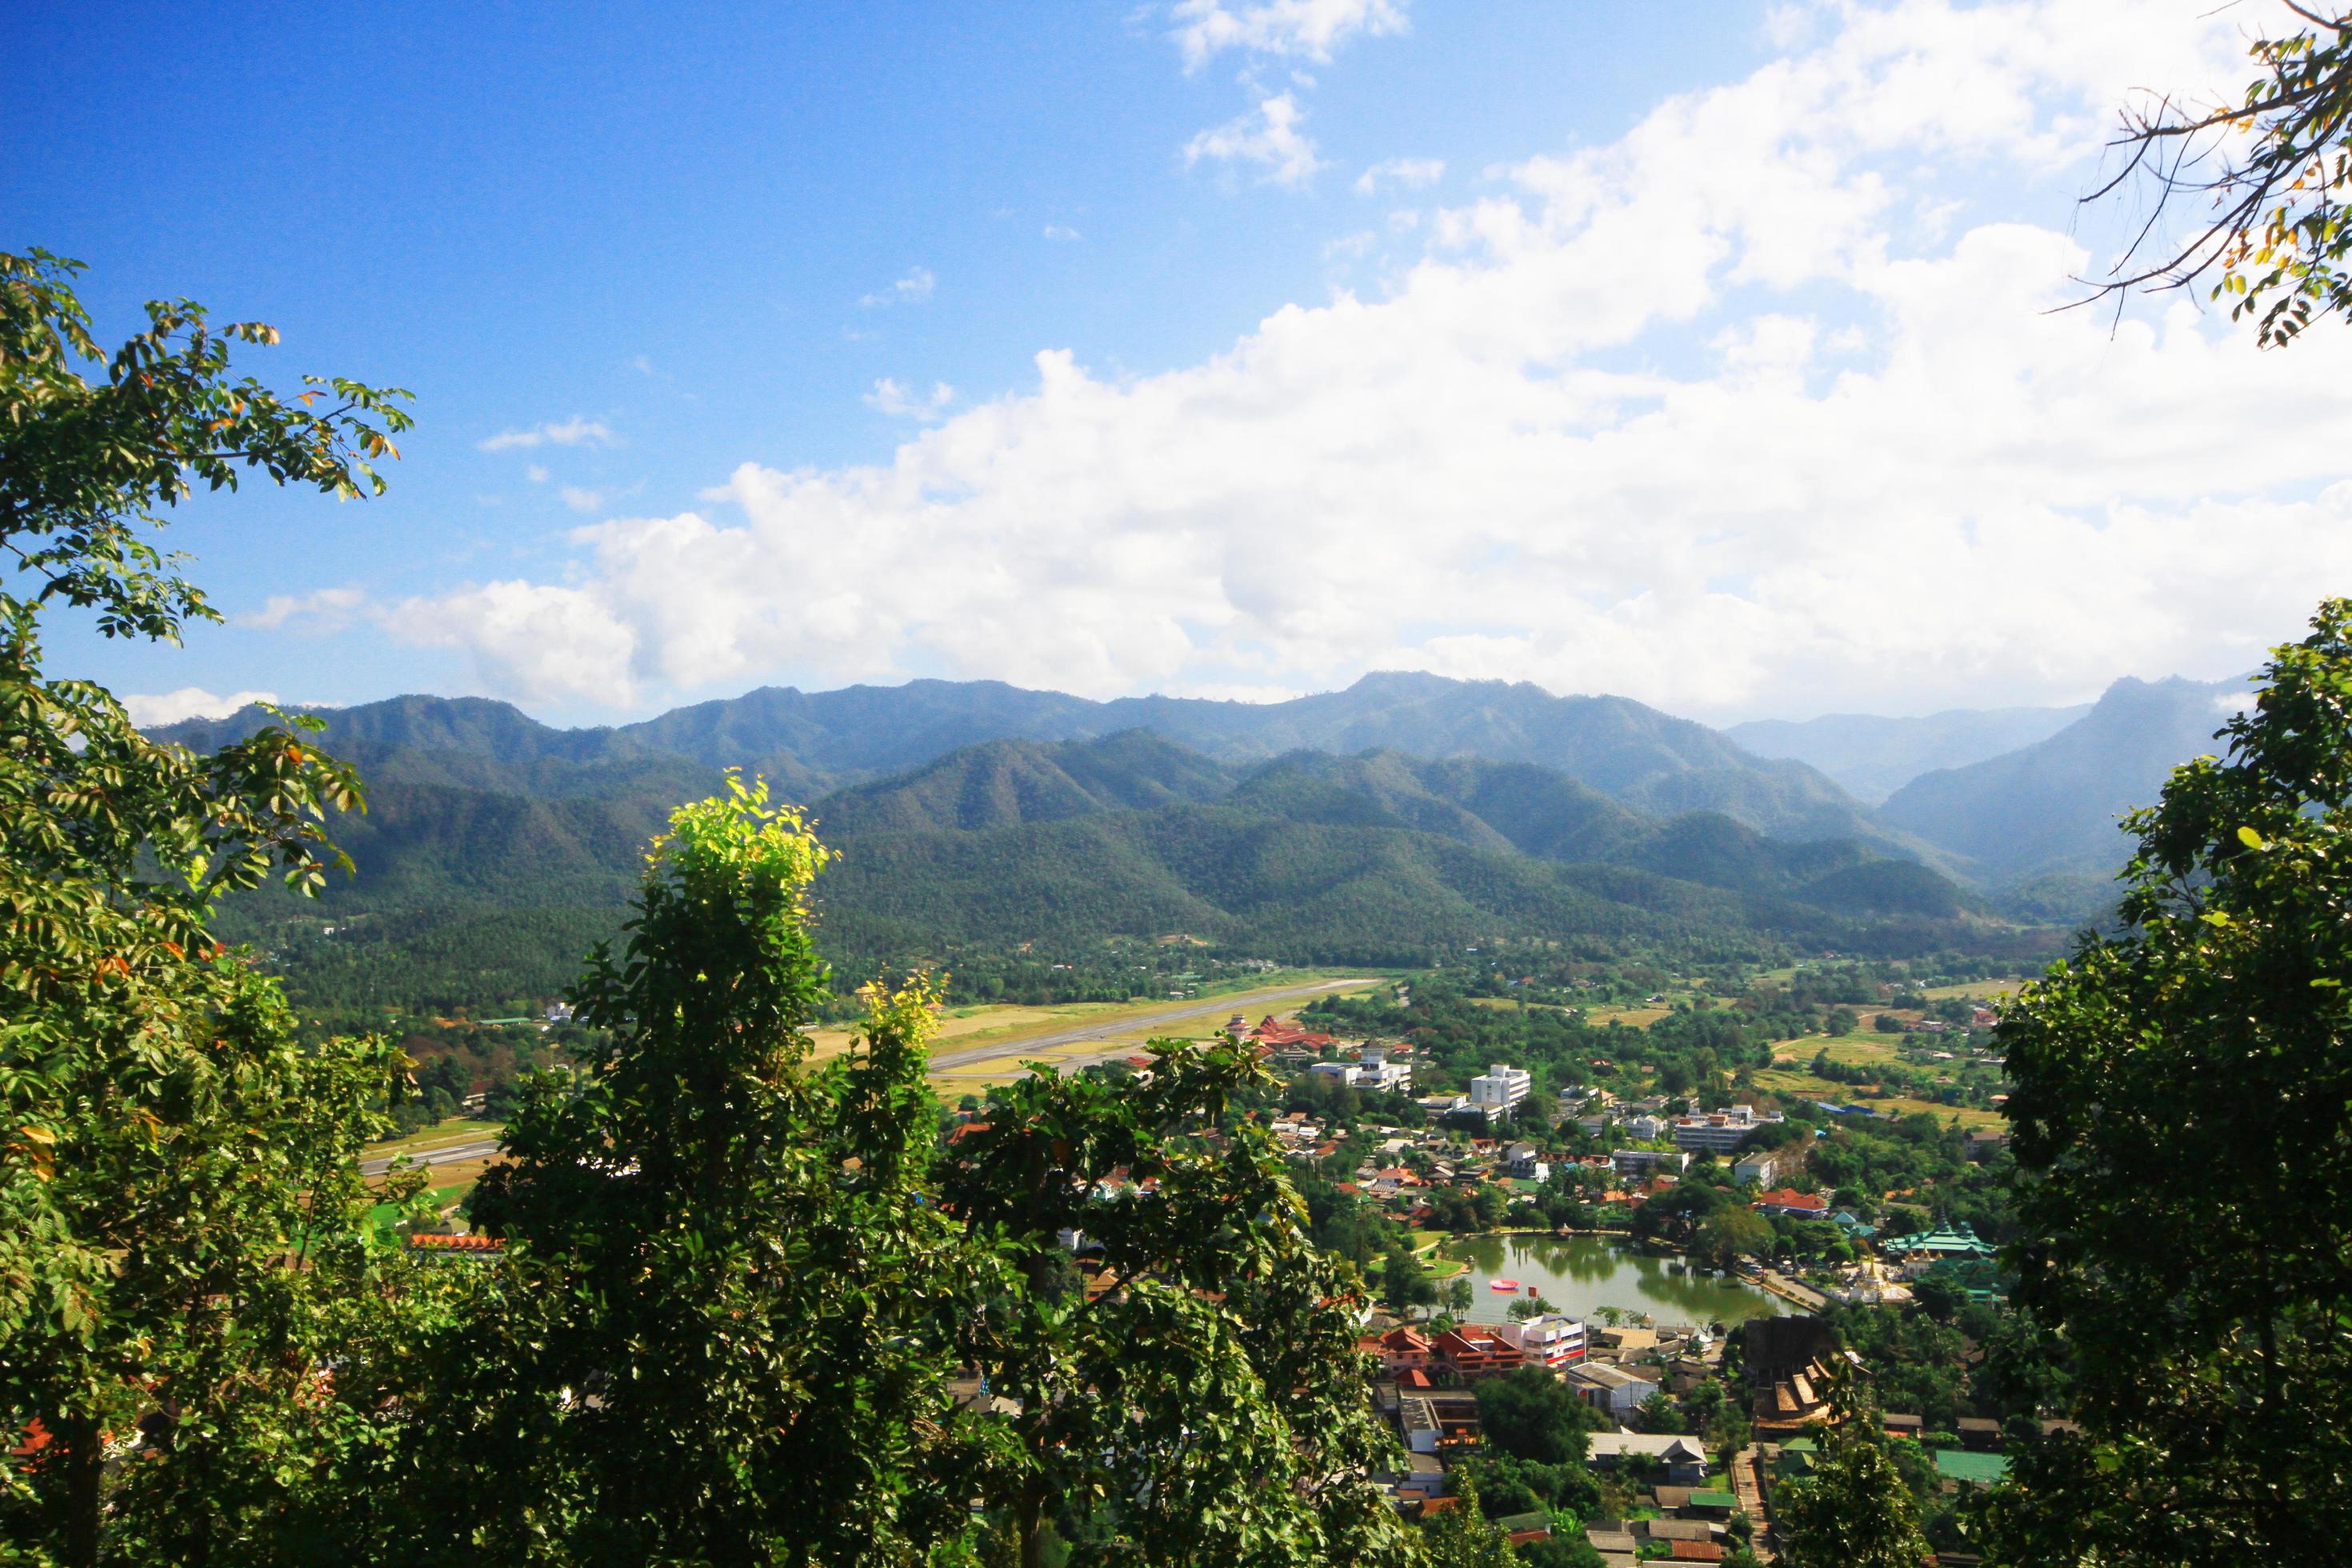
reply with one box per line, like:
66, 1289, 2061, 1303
1438, 1233, 1787, 1329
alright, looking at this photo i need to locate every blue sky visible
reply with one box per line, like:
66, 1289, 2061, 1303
8, 2, 2350, 727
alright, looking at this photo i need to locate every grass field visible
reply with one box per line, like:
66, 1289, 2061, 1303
1751, 1066, 2006, 1130
809, 970, 1390, 1094
1925, 978, 2026, 1000
1466, 994, 1683, 1026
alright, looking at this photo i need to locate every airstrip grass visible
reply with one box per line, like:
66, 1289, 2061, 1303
811, 970, 1390, 1090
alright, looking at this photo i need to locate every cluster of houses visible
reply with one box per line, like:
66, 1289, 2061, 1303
1362, 1310, 1778, 1562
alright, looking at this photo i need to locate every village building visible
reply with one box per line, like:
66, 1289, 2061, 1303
1562, 1362, 1659, 1417
1466, 1062, 1532, 1122
1670, 1103, 1784, 1154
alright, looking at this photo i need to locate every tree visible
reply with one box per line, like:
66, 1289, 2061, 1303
384, 779, 999, 1564
1473, 1364, 1592, 1466
1910, 1270, 1963, 1325
0, 250, 425, 1566
1634, 1391, 1681, 1434
1774, 1420, 1930, 1568
1981, 602, 2352, 1563
1824, 1007, 1857, 1037
1382, 1239, 1442, 1319
1693, 1206, 1773, 1272
942, 1037, 1416, 1567
2079, 6, 2352, 346
1418, 1474, 1514, 1568
1444, 1276, 1476, 1318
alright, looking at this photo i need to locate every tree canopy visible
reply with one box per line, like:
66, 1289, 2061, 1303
1982, 601, 2352, 1562
0, 249, 419, 1566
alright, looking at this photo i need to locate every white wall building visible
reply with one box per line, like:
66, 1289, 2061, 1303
1494, 1313, 1586, 1369
1672, 1103, 1786, 1154
1467, 1062, 1532, 1122
1564, 1362, 1659, 1416
1612, 1148, 1692, 1179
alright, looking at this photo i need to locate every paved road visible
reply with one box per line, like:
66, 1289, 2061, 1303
361, 1136, 503, 1178
923, 978, 1364, 1072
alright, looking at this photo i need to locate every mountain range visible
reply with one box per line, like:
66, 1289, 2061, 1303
1724, 703, 2093, 803
158, 669, 2247, 1009
163, 670, 1889, 844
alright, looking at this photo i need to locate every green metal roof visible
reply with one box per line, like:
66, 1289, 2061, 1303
1882, 1221, 1993, 1255
1933, 1449, 2010, 1485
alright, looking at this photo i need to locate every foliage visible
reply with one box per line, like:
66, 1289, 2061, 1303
1982, 602, 2352, 1562
372, 778, 998, 1564
942, 1038, 1416, 1567
1774, 1418, 1931, 1568
1473, 1365, 1595, 1467
1418, 1474, 1514, 1568
2082, 6, 2352, 346
0, 249, 420, 1566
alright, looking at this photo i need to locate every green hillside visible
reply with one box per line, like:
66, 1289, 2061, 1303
199, 719, 2026, 1018
813, 731, 1234, 835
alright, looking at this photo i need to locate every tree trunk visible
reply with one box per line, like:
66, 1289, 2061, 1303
1018, 1478, 1047, 1568
56, 1411, 104, 1568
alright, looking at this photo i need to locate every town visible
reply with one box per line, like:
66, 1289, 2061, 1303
1222, 999, 2017, 1563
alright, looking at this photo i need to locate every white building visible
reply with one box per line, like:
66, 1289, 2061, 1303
1671, 1103, 1786, 1154
1358, 1044, 1413, 1093
1494, 1313, 1586, 1369
1611, 1148, 1692, 1179
1310, 1045, 1414, 1094
1468, 1063, 1532, 1122
1564, 1362, 1659, 1417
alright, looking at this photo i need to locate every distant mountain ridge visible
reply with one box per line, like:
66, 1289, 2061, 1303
162, 671, 1898, 849
1878, 675, 2246, 883
157, 667, 2250, 907
1726, 703, 2093, 802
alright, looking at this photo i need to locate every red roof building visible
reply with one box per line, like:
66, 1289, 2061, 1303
1753, 1188, 1830, 1215
1434, 1326, 1526, 1379
1360, 1326, 1435, 1375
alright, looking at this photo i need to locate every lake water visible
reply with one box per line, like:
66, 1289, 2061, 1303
1439, 1234, 1787, 1329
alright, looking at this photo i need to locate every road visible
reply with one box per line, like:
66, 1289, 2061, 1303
1731, 1445, 1777, 1560
361, 1136, 503, 1178
922, 978, 1365, 1072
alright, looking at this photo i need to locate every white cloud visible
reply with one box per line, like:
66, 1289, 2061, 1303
1185, 93, 1322, 186
476, 417, 617, 453
526, 463, 550, 484
859, 266, 936, 306
123, 687, 281, 727
397, 580, 642, 706
1355, 156, 1443, 194
1042, 223, 1082, 242
865, 378, 957, 420
560, 486, 606, 513
1169, 0, 1410, 70
242, 586, 365, 633
398, 1, 2343, 722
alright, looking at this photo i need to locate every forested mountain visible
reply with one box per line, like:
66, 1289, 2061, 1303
1725, 702, 2092, 802
159, 662, 2252, 1000
160, 670, 1886, 844
186, 707, 2017, 1014
812, 731, 1235, 835
1878, 675, 2246, 882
